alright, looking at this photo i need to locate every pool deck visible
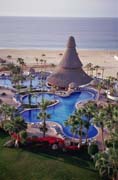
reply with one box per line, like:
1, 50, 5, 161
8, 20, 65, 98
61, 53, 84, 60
27, 121, 64, 139
0, 87, 18, 106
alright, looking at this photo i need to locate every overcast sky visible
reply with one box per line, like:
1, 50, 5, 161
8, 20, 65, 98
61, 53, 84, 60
0, 0, 118, 17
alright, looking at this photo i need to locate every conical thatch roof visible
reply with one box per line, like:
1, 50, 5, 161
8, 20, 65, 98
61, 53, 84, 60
59, 36, 82, 69
48, 36, 92, 88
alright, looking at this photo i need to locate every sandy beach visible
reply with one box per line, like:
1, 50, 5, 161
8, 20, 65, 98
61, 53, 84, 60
0, 49, 118, 78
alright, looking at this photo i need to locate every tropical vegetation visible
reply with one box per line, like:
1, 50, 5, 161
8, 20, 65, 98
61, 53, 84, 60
65, 100, 118, 179
37, 98, 51, 137
0, 57, 118, 180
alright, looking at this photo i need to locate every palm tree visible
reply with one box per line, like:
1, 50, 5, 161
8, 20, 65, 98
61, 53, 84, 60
28, 73, 34, 90
111, 131, 118, 152
94, 149, 118, 180
84, 101, 97, 120
4, 116, 27, 147
90, 67, 95, 77
93, 106, 107, 151
50, 63, 56, 72
35, 57, 39, 65
105, 104, 118, 140
65, 115, 79, 144
6, 62, 15, 71
65, 108, 87, 146
84, 63, 93, 75
12, 74, 26, 93
11, 65, 23, 91
96, 82, 103, 98
94, 65, 100, 78
27, 74, 34, 106
6, 106, 16, 120
105, 134, 118, 173
93, 103, 118, 179
94, 152, 112, 179
82, 101, 97, 143
7, 55, 12, 63
39, 59, 44, 73
7, 55, 12, 59
39, 59, 47, 92
37, 98, 51, 137
40, 59, 44, 65
112, 105, 118, 131
10, 65, 21, 75
0, 104, 17, 129
106, 76, 115, 90
42, 53, 46, 57
84, 120, 91, 144
74, 109, 86, 146
101, 67, 105, 80
0, 104, 14, 121
108, 148, 118, 180
17, 58, 25, 69
59, 53, 63, 56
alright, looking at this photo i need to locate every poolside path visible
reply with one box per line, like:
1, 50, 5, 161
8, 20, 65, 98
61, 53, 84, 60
27, 122, 63, 139
0, 87, 18, 106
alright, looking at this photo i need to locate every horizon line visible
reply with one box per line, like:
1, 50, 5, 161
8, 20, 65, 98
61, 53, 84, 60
0, 15, 118, 18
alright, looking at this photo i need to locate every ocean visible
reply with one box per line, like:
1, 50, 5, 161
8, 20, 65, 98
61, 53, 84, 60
0, 16, 117, 50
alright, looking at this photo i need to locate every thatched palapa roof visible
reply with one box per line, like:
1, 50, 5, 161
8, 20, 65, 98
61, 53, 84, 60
48, 36, 92, 88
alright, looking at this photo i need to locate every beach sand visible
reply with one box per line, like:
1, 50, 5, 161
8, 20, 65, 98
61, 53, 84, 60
0, 49, 118, 78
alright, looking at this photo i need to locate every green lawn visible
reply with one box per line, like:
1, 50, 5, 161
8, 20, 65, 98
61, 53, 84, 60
0, 130, 100, 180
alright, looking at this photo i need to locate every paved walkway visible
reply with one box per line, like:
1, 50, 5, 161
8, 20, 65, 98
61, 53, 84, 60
27, 122, 63, 139
0, 87, 18, 106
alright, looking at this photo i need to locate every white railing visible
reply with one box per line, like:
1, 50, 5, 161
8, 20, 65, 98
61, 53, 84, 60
107, 93, 118, 101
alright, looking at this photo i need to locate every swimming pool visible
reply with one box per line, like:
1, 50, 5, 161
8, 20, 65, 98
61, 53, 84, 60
21, 91, 98, 139
0, 75, 98, 139
0, 76, 50, 90
0, 77, 12, 87
22, 93, 58, 105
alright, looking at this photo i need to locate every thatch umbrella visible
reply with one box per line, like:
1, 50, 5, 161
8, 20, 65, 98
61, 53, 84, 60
48, 36, 92, 88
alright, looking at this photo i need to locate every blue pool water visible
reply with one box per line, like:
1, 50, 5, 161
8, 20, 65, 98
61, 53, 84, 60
0, 78, 12, 87
0, 76, 50, 90
21, 92, 98, 139
0, 76, 98, 139
22, 93, 57, 105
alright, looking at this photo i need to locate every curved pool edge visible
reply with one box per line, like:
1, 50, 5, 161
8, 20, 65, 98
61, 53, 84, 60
61, 123, 99, 141
21, 92, 58, 104
21, 88, 99, 140
75, 87, 98, 109
20, 99, 60, 114
35, 120, 99, 141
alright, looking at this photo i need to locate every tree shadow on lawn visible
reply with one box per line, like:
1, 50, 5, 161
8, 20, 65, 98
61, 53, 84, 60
0, 131, 97, 174
0, 129, 9, 146
0, 129, 8, 138
23, 143, 96, 173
